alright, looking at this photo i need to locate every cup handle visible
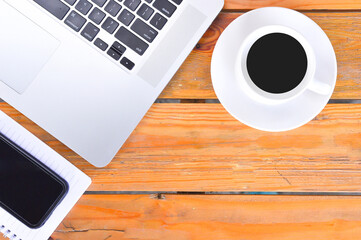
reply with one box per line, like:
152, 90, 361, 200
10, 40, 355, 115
308, 79, 332, 95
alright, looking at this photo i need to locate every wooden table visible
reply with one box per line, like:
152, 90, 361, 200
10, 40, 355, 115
2, 0, 361, 239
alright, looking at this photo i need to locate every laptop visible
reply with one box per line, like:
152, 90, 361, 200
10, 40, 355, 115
0, 0, 223, 167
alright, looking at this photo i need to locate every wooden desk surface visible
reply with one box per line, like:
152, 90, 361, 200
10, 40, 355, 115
2, 0, 361, 239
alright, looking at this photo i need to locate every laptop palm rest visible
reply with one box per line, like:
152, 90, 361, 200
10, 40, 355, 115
138, 5, 206, 87
0, 1, 59, 94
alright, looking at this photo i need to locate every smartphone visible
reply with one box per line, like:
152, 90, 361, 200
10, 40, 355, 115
0, 133, 68, 228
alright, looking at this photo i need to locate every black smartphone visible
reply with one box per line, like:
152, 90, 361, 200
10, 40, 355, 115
0, 133, 68, 229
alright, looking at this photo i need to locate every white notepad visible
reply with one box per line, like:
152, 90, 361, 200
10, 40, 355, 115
0, 110, 91, 240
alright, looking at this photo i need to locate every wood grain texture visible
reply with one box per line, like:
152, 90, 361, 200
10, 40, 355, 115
224, 0, 361, 10
1, 102, 361, 192
160, 12, 361, 99
51, 194, 361, 240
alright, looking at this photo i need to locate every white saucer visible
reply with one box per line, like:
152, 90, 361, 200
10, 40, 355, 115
211, 7, 337, 132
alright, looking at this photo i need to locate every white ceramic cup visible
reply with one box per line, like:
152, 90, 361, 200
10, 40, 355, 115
235, 25, 332, 104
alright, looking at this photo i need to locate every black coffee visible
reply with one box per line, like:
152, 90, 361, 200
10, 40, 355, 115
246, 33, 308, 94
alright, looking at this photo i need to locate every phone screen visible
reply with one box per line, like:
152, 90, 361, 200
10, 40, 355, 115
0, 134, 68, 228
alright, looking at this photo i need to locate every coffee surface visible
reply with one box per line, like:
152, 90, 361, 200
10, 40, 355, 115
246, 33, 308, 94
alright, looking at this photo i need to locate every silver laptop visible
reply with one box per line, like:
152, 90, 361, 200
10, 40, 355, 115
0, 0, 223, 167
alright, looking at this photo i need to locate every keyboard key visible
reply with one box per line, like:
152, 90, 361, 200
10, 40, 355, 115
120, 57, 135, 70
34, 0, 70, 20
153, 0, 176, 17
75, 0, 93, 15
118, 9, 135, 26
150, 13, 167, 30
81, 22, 100, 41
144, 0, 153, 3
64, 0, 77, 6
137, 4, 154, 21
171, 0, 182, 4
94, 38, 108, 51
107, 48, 121, 60
65, 11, 86, 32
123, 0, 141, 11
91, 0, 107, 7
112, 42, 126, 54
101, 17, 119, 34
104, 0, 122, 17
131, 19, 158, 43
89, 7, 106, 24
115, 27, 149, 55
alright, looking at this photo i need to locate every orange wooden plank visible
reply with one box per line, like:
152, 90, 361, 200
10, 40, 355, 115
51, 194, 361, 240
1, 102, 361, 192
223, 0, 361, 10
160, 12, 361, 99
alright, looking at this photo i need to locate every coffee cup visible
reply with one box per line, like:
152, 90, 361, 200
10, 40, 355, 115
235, 25, 332, 104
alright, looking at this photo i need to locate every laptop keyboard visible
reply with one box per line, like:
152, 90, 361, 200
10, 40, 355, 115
33, 0, 182, 71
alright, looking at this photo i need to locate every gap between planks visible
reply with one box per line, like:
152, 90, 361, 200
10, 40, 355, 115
154, 99, 361, 104
84, 191, 361, 196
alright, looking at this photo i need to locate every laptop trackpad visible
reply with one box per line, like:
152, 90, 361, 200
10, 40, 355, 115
0, 2, 59, 94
